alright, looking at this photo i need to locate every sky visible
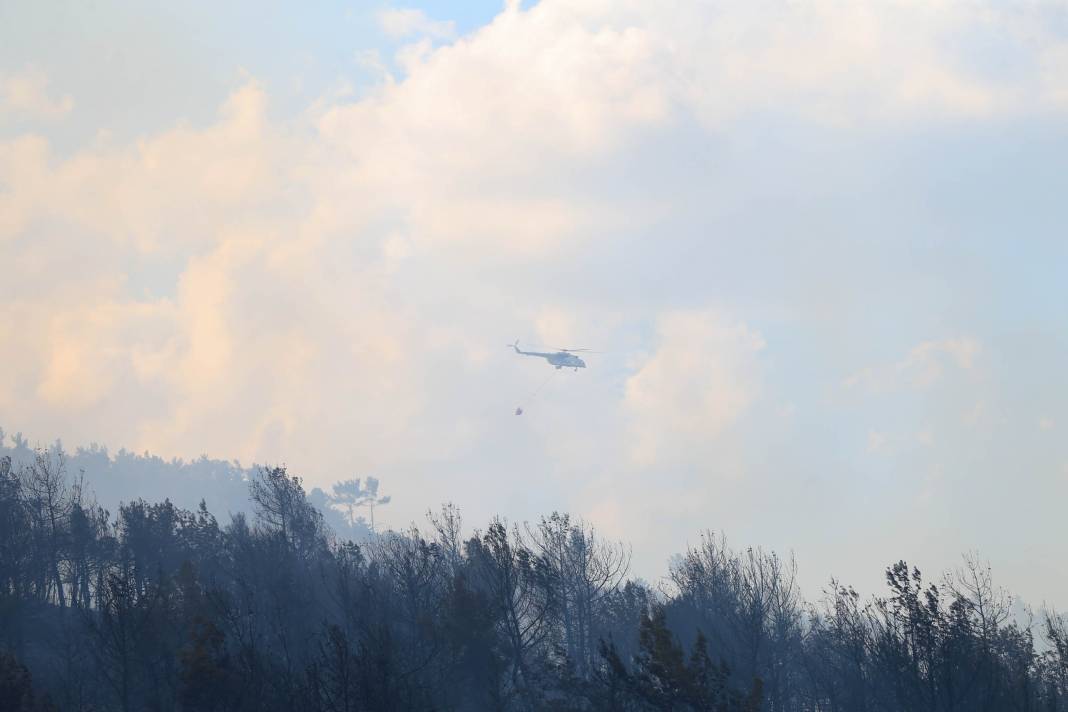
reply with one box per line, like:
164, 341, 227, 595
2, 0, 1067, 606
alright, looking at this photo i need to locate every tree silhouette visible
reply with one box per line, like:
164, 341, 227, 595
0, 438, 1065, 711
329, 477, 391, 533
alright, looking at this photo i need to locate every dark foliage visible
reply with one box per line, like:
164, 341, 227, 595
0, 651, 57, 711
1, 446, 1066, 711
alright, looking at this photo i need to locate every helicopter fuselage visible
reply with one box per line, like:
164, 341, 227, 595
545, 352, 586, 369
513, 345, 586, 369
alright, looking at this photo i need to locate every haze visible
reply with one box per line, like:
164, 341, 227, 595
2, 0, 1066, 609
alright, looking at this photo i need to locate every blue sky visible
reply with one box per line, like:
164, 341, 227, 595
2, 0, 1067, 606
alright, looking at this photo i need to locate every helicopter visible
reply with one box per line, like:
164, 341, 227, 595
509, 340, 593, 371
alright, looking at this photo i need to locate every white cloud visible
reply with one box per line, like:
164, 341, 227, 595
0, 0, 1034, 480
898, 337, 980, 386
320, 4, 675, 259
0, 82, 291, 252
377, 8, 456, 40
624, 310, 764, 467
508, 0, 1068, 128
1, 68, 74, 120
845, 337, 980, 392
0, 1, 1054, 477
867, 430, 888, 454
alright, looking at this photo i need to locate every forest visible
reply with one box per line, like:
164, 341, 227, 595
1, 445, 1067, 712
